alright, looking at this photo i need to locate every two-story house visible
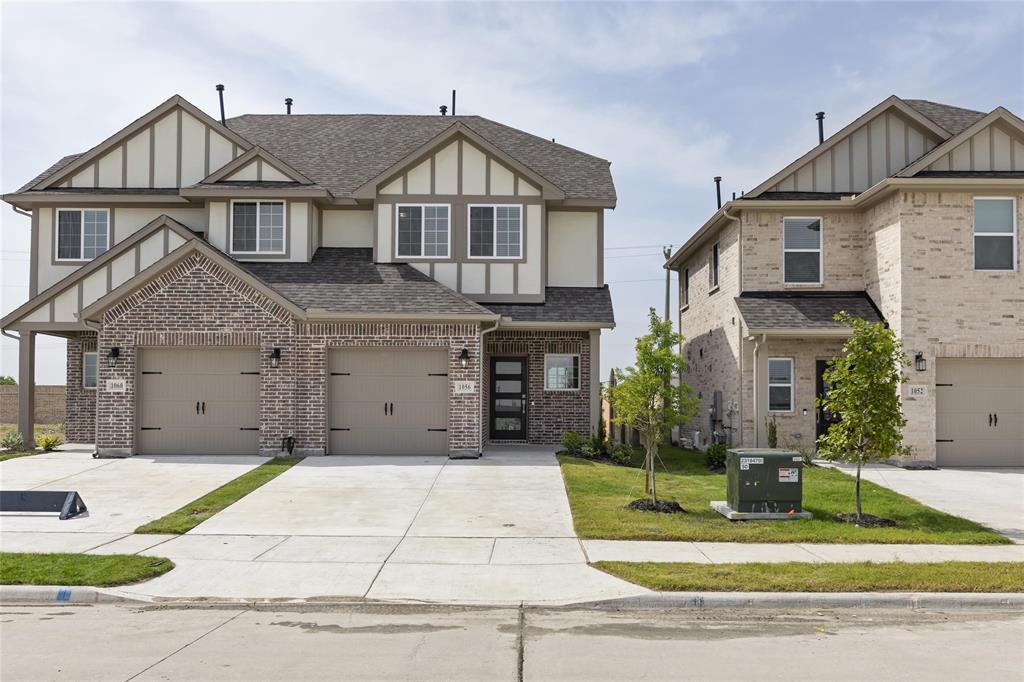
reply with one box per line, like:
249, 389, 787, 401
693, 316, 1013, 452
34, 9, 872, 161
667, 96, 1023, 467
2, 94, 615, 457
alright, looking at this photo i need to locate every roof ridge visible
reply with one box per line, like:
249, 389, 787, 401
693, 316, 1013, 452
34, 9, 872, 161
903, 98, 986, 116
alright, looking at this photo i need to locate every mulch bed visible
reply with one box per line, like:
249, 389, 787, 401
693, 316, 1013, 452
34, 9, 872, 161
626, 499, 687, 514
836, 513, 898, 528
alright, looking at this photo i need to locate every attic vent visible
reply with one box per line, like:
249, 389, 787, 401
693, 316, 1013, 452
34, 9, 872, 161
285, 98, 293, 115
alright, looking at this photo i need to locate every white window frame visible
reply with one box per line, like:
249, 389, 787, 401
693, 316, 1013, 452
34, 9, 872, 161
709, 242, 720, 291
394, 204, 452, 259
682, 268, 690, 308
83, 352, 98, 390
767, 357, 794, 413
783, 216, 824, 286
467, 204, 524, 259
544, 353, 580, 391
973, 197, 1018, 272
55, 208, 110, 262
229, 200, 287, 255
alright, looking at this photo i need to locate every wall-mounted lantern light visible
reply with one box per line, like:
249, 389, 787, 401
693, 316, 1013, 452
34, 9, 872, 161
914, 352, 926, 372
802, 408, 808, 417
459, 347, 470, 368
108, 347, 120, 367
270, 347, 282, 368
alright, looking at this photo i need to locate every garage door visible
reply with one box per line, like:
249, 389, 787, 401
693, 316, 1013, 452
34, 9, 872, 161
329, 349, 448, 455
137, 348, 260, 455
936, 358, 1024, 466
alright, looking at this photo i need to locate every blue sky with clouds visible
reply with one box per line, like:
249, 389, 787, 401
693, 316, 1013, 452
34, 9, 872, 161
2, 1, 1022, 383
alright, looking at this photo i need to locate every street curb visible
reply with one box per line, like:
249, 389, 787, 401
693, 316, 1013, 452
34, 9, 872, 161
575, 592, 1024, 610
0, 585, 153, 605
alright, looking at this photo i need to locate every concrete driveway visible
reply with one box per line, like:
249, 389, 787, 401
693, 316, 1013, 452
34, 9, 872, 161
829, 463, 1024, 543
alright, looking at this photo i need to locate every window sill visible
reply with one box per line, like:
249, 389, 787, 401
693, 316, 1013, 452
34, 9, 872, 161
783, 283, 824, 288
544, 388, 581, 392
708, 286, 720, 296
681, 305, 690, 314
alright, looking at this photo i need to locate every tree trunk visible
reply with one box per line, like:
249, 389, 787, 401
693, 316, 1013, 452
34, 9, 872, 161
650, 443, 658, 503
645, 440, 658, 503
855, 461, 862, 519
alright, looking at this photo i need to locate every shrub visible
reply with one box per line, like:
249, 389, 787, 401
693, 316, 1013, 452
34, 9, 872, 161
704, 442, 728, 470
562, 430, 586, 457
765, 415, 779, 448
38, 434, 63, 451
588, 434, 606, 457
1, 430, 26, 452
607, 441, 636, 466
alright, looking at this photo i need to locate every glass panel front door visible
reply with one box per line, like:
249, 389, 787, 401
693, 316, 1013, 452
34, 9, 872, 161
491, 357, 526, 440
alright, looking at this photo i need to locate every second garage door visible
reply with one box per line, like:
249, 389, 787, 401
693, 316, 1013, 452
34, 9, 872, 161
936, 358, 1024, 467
329, 349, 449, 455
137, 348, 260, 455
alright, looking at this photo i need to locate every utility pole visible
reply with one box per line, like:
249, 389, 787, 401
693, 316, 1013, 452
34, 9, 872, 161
663, 245, 673, 322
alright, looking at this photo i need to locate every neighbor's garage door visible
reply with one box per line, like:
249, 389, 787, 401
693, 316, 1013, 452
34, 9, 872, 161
329, 349, 448, 455
137, 348, 260, 455
936, 358, 1024, 466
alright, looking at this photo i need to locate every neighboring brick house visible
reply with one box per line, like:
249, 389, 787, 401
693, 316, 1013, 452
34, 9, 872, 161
2, 94, 615, 456
667, 96, 1023, 467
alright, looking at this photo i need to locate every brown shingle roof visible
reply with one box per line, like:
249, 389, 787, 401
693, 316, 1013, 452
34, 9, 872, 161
903, 99, 987, 135
735, 292, 883, 331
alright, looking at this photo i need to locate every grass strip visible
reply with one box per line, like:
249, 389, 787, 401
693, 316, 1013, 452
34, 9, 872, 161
596, 561, 1024, 592
0, 552, 174, 587
135, 456, 302, 534
0, 451, 39, 462
560, 446, 1008, 545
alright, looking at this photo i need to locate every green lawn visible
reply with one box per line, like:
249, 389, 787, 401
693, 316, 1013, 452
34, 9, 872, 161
596, 561, 1024, 592
0, 450, 39, 462
135, 456, 303, 534
560, 446, 1008, 544
0, 552, 174, 587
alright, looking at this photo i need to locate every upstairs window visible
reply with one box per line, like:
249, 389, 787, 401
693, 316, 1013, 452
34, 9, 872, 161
83, 352, 98, 389
767, 357, 793, 412
544, 354, 580, 390
56, 209, 109, 261
683, 268, 690, 307
231, 201, 285, 254
974, 198, 1016, 271
469, 205, 522, 258
709, 243, 720, 290
784, 217, 823, 284
397, 205, 450, 258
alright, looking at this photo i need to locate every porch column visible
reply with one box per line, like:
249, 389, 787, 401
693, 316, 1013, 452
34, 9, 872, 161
590, 330, 600, 437
17, 331, 36, 447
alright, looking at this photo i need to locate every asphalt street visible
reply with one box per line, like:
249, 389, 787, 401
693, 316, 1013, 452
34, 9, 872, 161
1, 603, 1021, 681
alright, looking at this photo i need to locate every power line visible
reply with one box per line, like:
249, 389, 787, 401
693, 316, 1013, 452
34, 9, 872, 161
605, 278, 663, 284
605, 253, 666, 260
604, 244, 667, 251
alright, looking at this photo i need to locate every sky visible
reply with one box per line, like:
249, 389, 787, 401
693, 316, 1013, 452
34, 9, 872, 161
1, 1, 1022, 384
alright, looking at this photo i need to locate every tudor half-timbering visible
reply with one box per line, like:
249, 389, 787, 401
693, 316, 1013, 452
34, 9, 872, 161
667, 96, 1023, 467
2, 95, 615, 457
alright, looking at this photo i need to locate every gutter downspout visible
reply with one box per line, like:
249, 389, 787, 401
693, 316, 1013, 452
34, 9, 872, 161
477, 318, 501, 457
720, 204, 742, 446
12, 205, 31, 218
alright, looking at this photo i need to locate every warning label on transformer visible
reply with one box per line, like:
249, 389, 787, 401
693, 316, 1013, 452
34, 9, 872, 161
778, 467, 800, 483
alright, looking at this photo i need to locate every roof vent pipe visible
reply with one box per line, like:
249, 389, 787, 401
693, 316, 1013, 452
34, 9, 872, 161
816, 111, 825, 144
285, 98, 293, 115
440, 105, 448, 116
216, 84, 226, 125
451, 89, 456, 116
714, 176, 722, 209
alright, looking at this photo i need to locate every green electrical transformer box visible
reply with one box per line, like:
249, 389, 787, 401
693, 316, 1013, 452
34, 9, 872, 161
726, 448, 804, 514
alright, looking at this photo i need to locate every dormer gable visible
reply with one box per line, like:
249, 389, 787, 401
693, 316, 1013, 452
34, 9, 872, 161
31, 95, 252, 191
897, 108, 1024, 176
199, 145, 316, 186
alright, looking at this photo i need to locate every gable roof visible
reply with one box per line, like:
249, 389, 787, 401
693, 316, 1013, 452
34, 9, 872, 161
225, 114, 615, 201
483, 286, 615, 327
903, 100, 987, 135
199, 145, 316, 185
897, 107, 1024, 178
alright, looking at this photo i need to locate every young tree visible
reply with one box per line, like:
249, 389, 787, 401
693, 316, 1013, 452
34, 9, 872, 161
608, 309, 699, 502
817, 312, 910, 519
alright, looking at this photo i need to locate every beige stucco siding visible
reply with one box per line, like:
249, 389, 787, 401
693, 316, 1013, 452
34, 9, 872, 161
114, 208, 205, 242
547, 211, 599, 287
434, 142, 458, 194
461, 143, 487, 195
125, 129, 151, 186
152, 112, 178, 187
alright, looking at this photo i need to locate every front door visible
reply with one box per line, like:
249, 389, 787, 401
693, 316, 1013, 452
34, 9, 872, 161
815, 359, 840, 441
490, 357, 527, 440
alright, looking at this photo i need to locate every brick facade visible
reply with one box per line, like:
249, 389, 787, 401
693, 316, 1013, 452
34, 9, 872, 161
64, 333, 97, 442
484, 330, 593, 445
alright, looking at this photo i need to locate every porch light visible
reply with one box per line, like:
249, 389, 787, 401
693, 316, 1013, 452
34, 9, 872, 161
914, 352, 926, 372
108, 347, 120, 367
270, 347, 282, 368
459, 347, 470, 368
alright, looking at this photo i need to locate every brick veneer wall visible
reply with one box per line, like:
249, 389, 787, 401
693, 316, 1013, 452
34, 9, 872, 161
484, 330, 591, 445
0, 385, 67, 425
65, 333, 97, 442
92, 251, 484, 456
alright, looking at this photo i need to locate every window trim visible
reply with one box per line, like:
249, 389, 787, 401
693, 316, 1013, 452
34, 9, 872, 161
543, 353, 581, 391
783, 216, 824, 286
973, 197, 1018, 272
767, 356, 794, 413
82, 351, 98, 390
466, 204, 524, 260
394, 203, 452, 259
229, 199, 287, 256
682, 267, 690, 309
709, 242, 720, 292
54, 208, 110, 263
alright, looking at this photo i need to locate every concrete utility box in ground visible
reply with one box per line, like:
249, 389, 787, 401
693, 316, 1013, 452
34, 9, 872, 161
712, 448, 812, 520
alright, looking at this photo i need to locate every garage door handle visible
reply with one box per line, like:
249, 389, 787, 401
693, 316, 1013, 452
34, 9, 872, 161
390, 402, 394, 415
196, 401, 200, 415
993, 413, 997, 427
202, 402, 206, 415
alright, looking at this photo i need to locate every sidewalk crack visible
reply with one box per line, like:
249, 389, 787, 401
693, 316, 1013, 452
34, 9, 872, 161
123, 608, 247, 681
